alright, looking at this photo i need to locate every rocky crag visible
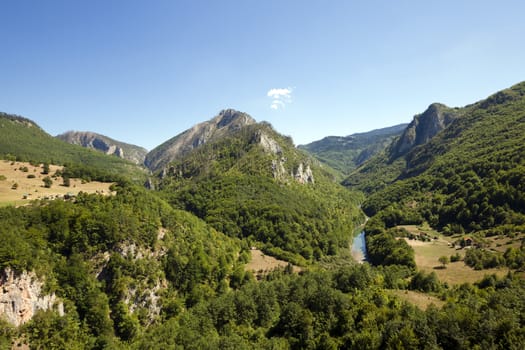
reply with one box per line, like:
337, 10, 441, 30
57, 131, 148, 165
0, 268, 63, 326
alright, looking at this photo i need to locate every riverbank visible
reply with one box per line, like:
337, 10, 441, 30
351, 231, 367, 263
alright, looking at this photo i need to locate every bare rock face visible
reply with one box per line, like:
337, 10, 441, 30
256, 130, 282, 155
0, 268, 63, 326
294, 163, 315, 184
392, 103, 458, 157
57, 131, 147, 165
145, 109, 256, 171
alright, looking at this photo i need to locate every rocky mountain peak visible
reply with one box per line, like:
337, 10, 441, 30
215, 108, 255, 129
144, 109, 256, 171
391, 103, 458, 157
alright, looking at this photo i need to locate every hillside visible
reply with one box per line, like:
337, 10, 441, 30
144, 109, 256, 171
344, 81, 525, 273
154, 111, 364, 263
0, 112, 146, 182
57, 131, 147, 165
1, 99, 525, 348
299, 123, 407, 176
0, 160, 114, 207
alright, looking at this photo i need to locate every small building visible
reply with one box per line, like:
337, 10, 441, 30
462, 237, 474, 247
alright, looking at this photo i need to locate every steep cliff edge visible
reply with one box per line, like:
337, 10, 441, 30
0, 268, 63, 326
391, 103, 459, 157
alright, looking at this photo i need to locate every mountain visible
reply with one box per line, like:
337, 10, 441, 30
299, 123, 407, 176
2, 99, 525, 348
144, 109, 256, 171
154, 110, 364, 263
0, 112, 146, 181
390, 103, 459, 157
57, 131, 147, 165
346, 81, 525, 235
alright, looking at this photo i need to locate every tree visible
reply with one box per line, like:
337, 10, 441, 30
63, 175, 71, 187
42, 162, 50, 174
438, 255, 449, 269
43, 176, 53, 188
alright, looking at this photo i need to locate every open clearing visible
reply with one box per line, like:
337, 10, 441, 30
389, 289, 444, 310
401, 229, 509, 285
246, 249, 301, 278
0, 160, 114, 206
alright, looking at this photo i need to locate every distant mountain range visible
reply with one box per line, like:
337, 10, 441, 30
299, 123, 408, 176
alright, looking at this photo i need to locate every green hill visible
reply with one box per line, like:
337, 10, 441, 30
1, 103, 525, 348
344, 81, 525, 270
155, 116, 364, 263
0, 112, 146, 182
299, 123, 407, 176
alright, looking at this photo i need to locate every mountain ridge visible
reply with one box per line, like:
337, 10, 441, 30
57, 130, 148, 165
144, 109, 256, 171
299, 123, 408, 176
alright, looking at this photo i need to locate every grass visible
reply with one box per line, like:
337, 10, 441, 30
0, 160, 114, 206
389, 289, 444, 310
402, 232, 509, 285
245, 249, 301, 279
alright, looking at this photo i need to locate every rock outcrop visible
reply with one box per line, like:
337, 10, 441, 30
145, 109, 256, 171
0, 268, 63, 326
391, 103, 458, 157
255, 130, 282, 155
57, 131, 148, 165
294, 163, 315, 184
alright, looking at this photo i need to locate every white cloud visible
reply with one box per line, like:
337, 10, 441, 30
267, 87, 293, 110
267, 88, 292, 98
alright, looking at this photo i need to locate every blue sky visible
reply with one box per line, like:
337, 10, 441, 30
1, 1, 525, 150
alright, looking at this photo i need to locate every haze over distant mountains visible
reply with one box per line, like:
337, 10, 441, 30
299, 123, 408, 175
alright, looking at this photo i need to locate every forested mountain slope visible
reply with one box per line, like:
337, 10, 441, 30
352, 81, 525, 229
0, 184, 246, 347
0, 112, 146, 182
155, 114, 364, 263
342, 81, 525, 275
1, 95, 525, 347
299, 123, 407, 176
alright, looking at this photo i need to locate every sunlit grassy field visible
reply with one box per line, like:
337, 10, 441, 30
0, 160, 114, 206
400, 225, 509, 285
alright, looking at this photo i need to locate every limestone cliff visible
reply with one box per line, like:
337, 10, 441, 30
0, 268, 63, 326
57, 131, 148, 165
255, 130, 314, 184
391, 103, 459, 157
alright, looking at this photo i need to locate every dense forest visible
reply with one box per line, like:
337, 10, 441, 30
2, 82, 525, 348
156, 122, 364, 264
